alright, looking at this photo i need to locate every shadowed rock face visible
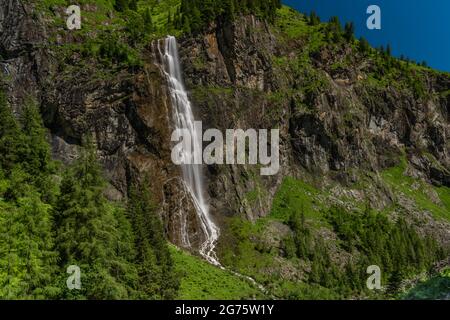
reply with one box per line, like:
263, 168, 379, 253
1, 2, 449, 250
0, 0, 49, 113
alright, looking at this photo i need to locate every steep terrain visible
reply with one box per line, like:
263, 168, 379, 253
0, 0, 449, 299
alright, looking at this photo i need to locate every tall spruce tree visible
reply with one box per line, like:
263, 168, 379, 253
54, 138, 138, 299
0, 93, 58, 299
127, 177, 179, 299
0, 193, 59, 299
19, 99, 57, 203
0, 91, 25, 175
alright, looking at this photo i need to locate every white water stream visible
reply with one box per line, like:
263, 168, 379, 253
156, 36, 269, 295
158, 36, 220, 266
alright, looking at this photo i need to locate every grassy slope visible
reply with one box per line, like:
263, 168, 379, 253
169, 245, 264, 300
382, 157, 450, 221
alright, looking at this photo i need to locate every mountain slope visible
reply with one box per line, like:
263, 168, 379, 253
0, 0, 449, 299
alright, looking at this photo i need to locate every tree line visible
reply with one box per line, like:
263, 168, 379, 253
176, 0, 282, 33
112, 0, 282, 34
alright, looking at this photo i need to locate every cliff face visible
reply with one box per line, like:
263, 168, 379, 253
179, 14, 450, 235
0, 0, 48, 112
1, 1, 450, 254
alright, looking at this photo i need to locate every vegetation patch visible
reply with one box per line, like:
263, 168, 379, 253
403, 268, 450, 300
170, 245, 263, 300
382, 157, 450, 221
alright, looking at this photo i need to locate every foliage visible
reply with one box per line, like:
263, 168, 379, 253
0, 94, 59, 299
0, 91, 180, 299
382, 157, 450, 221
177, 0, 281, 33
54, 138, 138, 299
308, 11, 320, 26
170, 245, 262, 299
127, 177, 179, 299
358, 36, 370, 53
218, 174, 448, 299
403, 268, 450, 299
325, 206, 443, 294
343, 22, 354, 42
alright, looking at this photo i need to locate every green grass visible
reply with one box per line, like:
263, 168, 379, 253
381, 157, 450, 221
275, 6, 326, 52
170, 245, 263, 300
270, 177, 327, 224
141, 0, 182, 36
275, 6, 309, 39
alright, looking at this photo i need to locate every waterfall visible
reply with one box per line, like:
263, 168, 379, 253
158, 36, 221, 266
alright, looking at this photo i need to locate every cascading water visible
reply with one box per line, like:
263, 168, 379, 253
158, 36, 220, 266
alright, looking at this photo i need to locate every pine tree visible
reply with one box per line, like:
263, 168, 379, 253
222, 0, 235, 21
54, 138, 138, 299
129, 0, 138, 11
0, 93, 59, 299
329, 16, 341, 32
19, 99, 57, 203
126, 10, 145, 44
142, 8, 154, 33
358, 36, 370, 53
114, 0, 129, 12
344, 22, 354, 42
288, 207, 312, 259
183, 15, 192, 34
167, 11, 172, 27
0, 193, 59, 299
386, 44, 392, 57
127, 177, 179, 299
327, 16, 342, 42
0, 91, 25, 175
179, 0, 281, 33
308, 11, 320, 26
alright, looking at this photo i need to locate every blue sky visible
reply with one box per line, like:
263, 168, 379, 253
282, 0, 450, 72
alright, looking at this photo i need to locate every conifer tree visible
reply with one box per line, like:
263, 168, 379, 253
308, 11, 320, 26
54, 138, 138, 299
0, 93, 58, 299
142, 7, 154, 33
19, 99, 58, 203
114, 0, 129, 12
127, 177, 179, 299
0, 91, 25, 175
129, 0, 138, 11
386, 44, 392, 57
344, 22, 354, 42
358, 36, 370, 53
